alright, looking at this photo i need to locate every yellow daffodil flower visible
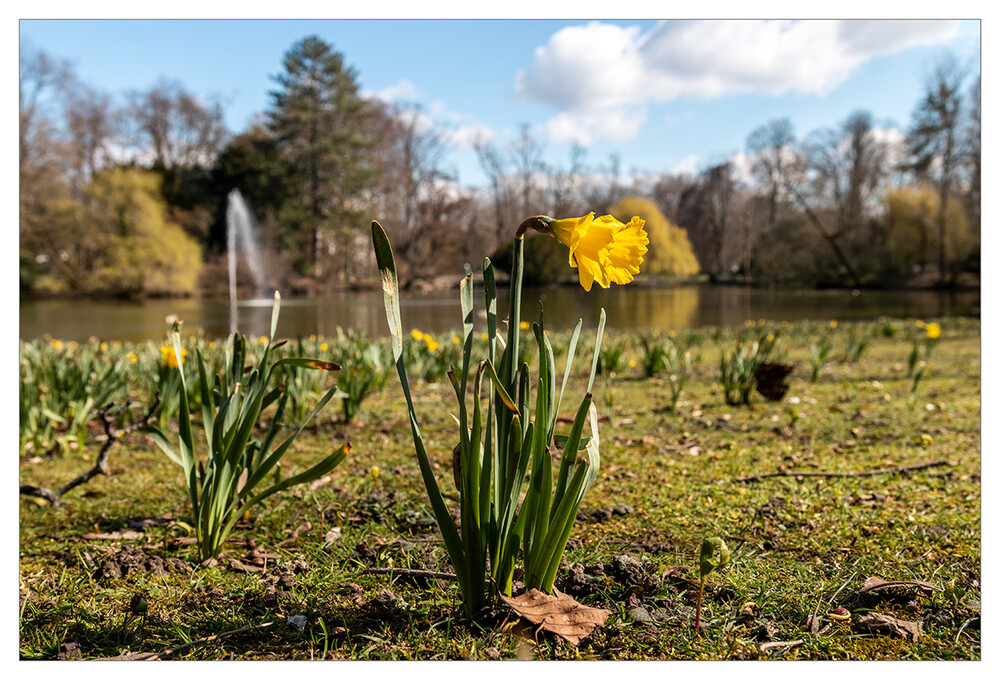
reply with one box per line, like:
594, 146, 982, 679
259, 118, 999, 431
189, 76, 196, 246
926, 322, 941, 339
517, 212, 648, 292
320, 343, 329, 352
519, 321, 531, 330
829, 320, 838, 329
160, 345, 187, 367
411, 329, 424, 341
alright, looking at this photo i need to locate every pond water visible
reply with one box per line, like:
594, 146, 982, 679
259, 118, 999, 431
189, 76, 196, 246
19, 285, 980, 344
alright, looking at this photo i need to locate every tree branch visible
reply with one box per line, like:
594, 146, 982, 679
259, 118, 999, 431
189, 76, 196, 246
734, 460, 951, 484
361, 567, 458, 582
20, 395, 161, 506
119, 620, 277, 660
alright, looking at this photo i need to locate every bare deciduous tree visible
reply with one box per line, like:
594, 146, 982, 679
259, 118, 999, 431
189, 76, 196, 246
372, 102, 448, 260
677, 162, 738, 279
746, 117, 796, 234
64, 83, 122, 195
797, 110, 893, 282
127, 77, 228, 171
906, 55, 968, 285
474, 134, 514, 248
509, 123, 546, 217
19, 43, 72, 206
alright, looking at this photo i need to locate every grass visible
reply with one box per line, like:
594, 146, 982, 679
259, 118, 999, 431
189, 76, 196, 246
19, 317, 981, 660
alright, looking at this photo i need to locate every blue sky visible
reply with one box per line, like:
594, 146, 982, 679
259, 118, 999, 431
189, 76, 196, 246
18, 16, 982, 189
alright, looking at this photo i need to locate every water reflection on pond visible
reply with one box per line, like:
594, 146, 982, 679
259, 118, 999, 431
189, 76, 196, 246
19, 284, 980, 343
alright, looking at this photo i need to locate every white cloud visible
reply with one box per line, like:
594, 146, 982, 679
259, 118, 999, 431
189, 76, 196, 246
444, 122, 494, 149
363, 89, 496, 151
515, 22, 646, 110
670, 153, 700, 176
516, 19, 960, 145
429, 104, 496, 149
544, 105, 647, 146
728, 152, 755, 186
639, 20, 959, 99
371, 79, 421, 103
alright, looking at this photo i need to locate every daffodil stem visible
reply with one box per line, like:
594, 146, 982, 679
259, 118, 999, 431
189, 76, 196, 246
507, 236, 524, 391
695, 578, 705, 633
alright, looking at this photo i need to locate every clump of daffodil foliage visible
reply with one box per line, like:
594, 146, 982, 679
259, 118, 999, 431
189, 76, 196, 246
148, 292, 350, 562
372, 213, 647, 615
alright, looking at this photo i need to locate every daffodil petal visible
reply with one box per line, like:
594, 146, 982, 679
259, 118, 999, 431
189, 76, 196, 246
547, 212, 648, 290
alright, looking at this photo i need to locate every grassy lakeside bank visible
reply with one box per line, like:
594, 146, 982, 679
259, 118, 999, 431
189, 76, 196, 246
19, 317, 981, 660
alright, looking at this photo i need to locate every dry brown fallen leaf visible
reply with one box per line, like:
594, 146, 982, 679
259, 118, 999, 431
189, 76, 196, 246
760, 639, 804, 655
858, 576, 937, 597
500, 588, 611, 646
81, 530, 144, 541
228, 558, 265, 573
858, 612, 922, 641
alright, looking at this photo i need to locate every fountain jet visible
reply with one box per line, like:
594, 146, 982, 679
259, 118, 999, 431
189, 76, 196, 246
226, 189, 267, 333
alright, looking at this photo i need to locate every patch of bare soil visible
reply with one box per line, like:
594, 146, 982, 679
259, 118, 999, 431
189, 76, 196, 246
97, 545, 192, 580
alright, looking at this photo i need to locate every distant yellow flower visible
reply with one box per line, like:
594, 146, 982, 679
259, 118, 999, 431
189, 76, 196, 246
320, 343, 329, 352
518, 213, 648, 292
160, 345, 187, 367
411, 329, 424, 341
425, 335, 440, 352
744, 320, 755, 327
451, 335, 461, 344
519, 321, 530, 330
259, 336, 269, 345
480, 332, 488, 341
369, 466, 381, 482
926, 323, 941, 339
208, 341, 216, 350
126, 352, 139, 363
99, 342, 108, 352
766, 334, 775, 343
50, 340, 64, 351
829, 320, 838, 329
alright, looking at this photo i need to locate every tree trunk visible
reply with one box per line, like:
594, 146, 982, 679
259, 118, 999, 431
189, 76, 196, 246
788, 184, 862, 288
